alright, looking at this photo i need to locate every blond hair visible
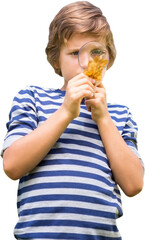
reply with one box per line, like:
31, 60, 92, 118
45, 1, 116, 76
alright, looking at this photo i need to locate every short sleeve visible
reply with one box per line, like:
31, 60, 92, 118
1, 86, 38, 155
122, 108, 144, 167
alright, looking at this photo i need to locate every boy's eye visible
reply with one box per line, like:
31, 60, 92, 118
71, 51, 79, 56
91, 49, 104, 56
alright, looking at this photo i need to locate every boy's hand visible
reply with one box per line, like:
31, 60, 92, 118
62, 73, 95, 120
85, 82, 109, 124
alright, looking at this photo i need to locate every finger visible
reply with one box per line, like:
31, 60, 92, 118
94, 86, 106, 95
94, 88, 105, 94
69, 73, 96, 87
85, 93, 103, 106
74, 89, 94, 101
85, 98, 96, 107
75, 78, 95, 90
87, 106, 91, 112
86, 76, 96, 85
95, 81, 104, 88
71, 81, 95, 95
78, 73, 96, 85
84, 97, 91, 111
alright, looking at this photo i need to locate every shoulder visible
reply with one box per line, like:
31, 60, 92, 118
107, 103, 129, 114
17, 85, 52, 95
15, 85, 61, 99
108, 103, 137, 128
107, 103, 134, 126
14, 86, 64, 109
11, 86, 55, 109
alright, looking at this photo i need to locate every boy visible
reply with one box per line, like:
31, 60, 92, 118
2, 1, 144, 239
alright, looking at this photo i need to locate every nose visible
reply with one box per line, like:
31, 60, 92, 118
78, 52, 90, 70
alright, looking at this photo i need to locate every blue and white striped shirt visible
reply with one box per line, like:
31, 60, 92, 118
2, 86, 142, 240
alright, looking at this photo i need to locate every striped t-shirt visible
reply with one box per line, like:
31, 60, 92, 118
2, 86, 141, 240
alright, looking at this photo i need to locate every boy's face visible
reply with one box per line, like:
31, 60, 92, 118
58, 34, 108, 85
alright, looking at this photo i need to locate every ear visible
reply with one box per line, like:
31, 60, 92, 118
54, 59, 60, 69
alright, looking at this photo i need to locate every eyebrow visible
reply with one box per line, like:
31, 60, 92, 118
67, 48, 80, 52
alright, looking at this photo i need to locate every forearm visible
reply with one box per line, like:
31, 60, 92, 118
3, 105, 73, 180
97, 115, 144, 196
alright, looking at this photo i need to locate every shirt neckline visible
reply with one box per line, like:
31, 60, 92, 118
54, 88, 66, 96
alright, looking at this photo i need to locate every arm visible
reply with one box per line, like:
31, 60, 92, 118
97, 115, 144, 197
3, 74, 95, 180
85, 83, 144, 197
3, 106, 73, 180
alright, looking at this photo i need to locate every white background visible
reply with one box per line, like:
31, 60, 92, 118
0, 0, 145, 239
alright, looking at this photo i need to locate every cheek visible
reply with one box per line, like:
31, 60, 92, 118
61, 68, 75, 81
61, 58, 80, 79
